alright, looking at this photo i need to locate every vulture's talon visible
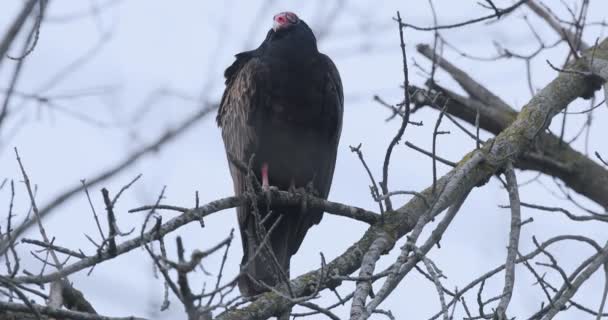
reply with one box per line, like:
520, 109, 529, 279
288, 182, 298, 194
305, 180, 317, 196
290, 186, 310, 213
301, 192, 309, 214
264, 186, 278, 204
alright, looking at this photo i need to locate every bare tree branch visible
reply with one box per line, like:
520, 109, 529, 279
495, 162, 522, 318
0, 0, 38, 68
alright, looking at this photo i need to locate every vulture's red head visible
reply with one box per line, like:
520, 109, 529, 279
263, 11, 317, 54
273, 12, 300, 31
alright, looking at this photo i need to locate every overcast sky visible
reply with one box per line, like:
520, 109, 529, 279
1, 1, 607, 319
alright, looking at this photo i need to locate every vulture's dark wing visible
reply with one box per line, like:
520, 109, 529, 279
315, 53, 344, 199
217, 52, 268, 259
288, 53, 343, 255
217, 50, 266, 177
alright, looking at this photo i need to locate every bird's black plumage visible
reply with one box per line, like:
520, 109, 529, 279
217, 12, 343, 296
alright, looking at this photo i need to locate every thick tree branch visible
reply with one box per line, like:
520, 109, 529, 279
413, 43, 608, 210
8, 190, 376, 286
349, 232, 391, 320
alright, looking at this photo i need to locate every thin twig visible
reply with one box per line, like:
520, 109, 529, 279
495, 162, 521, 318
380, 10, 411, 212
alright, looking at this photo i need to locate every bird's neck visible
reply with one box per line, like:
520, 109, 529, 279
264, 37, 318, 66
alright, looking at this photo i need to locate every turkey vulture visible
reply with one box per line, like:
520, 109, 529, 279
217, 12, 343, 296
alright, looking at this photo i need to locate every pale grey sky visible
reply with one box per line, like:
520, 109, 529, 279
1, 1, 607, 319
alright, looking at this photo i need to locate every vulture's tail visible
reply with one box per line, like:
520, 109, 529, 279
238, 206, 297, 297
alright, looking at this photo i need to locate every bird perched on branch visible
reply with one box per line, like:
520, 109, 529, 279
217, 11, 343, 296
